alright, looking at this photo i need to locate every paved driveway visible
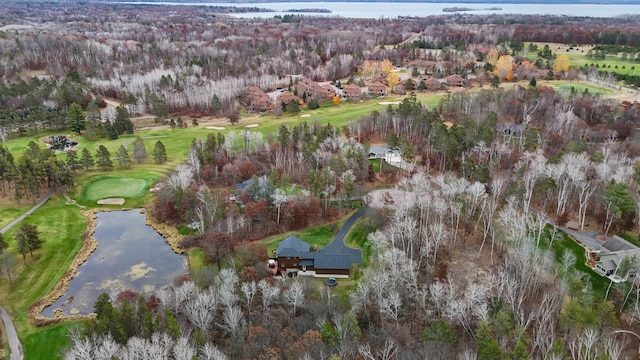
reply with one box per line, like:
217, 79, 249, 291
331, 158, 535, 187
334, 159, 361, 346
319, 206, 367, 264
527, 206, 603, 251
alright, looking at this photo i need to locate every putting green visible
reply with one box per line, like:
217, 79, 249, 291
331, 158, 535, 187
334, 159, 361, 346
83, 177, 151, 201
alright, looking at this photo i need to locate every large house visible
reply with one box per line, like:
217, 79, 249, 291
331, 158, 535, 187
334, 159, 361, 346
267, 235, 360, 278
424, 77, 442, 92
297, 78, 335, 100
276, 91, 298, 107
242, 86, 272, 113
368, 81, 388, 96
342, 83, 363, 100
594, 235, 640, 282
446, 74, 465, 87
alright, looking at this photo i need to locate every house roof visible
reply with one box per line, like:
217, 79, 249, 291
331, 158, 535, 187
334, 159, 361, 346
299, 259, 314, 266
369, 145, 389, 156
276, 235, 310, 257
600, 235, 638, 254
425, 77, 440, 85
600, 259, 617, 271
277, 91, 298, 103
343, 83, 361, 92
234, 178, 254, 190
314, 254, 351, 270
368, 81, 387, 90
447, 74, 464, 82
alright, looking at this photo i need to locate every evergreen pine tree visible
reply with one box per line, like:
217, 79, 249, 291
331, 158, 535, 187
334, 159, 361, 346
153, 141, 168, 164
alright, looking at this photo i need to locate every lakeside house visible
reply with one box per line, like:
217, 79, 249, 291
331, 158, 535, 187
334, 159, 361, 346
266, 235, 357, 278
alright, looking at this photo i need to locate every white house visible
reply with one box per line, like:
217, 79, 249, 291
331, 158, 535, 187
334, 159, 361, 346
594, 235, 640, 283
368, 145, 403, 163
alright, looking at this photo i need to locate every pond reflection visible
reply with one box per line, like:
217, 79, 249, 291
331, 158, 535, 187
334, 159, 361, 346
43, 210, 185, 316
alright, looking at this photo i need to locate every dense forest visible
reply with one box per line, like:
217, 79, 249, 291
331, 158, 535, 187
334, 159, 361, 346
3, 2, 640, 359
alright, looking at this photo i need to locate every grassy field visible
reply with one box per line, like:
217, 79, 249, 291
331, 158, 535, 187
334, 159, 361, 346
0, 196, 87, 359
549, 81, 614, 95
81, 176, 152, 202
569, 53, 639, 76
262, 221, 341, 253
0, 202, 30, 229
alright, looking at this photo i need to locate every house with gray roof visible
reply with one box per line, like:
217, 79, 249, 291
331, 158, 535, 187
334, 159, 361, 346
594, 235, 640, 283
267, 235, 359, 278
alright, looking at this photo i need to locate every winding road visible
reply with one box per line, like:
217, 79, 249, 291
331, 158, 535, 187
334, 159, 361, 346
0, 188, 53, 360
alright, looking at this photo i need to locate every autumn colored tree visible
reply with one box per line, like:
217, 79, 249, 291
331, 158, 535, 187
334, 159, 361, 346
381, 59, 393, 74
495, 55, 514, 81
201, 231, 234, 270
387, 72, 400, 90
235, 241, 268, 268
486, 49, 499, 66
553, 54, 570, 73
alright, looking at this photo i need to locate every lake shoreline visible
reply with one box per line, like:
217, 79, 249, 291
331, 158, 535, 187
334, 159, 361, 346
28, 207, 187, 326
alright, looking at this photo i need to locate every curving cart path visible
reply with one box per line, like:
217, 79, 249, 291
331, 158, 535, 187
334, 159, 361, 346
0, 306, 23, 360
0, 187, 54, 360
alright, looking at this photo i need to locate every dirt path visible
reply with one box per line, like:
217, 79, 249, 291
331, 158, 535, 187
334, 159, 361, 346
0, 306, 23, 360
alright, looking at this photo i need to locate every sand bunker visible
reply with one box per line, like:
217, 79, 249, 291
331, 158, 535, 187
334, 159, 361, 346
300, 114, 311, 118
378, 101, 401, 105
97, 198, 125, 205
206, 126, 225, 130
244, 123, 260, 128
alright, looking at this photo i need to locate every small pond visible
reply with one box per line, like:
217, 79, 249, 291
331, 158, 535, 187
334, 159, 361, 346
43, 210, 185, 317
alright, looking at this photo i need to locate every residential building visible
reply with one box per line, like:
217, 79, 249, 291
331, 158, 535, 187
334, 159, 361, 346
267, 235, 359, 278
241, 86, 272, 113
594, 235, 640, 282
342, 83, 363, 100
368, 81, 388, 96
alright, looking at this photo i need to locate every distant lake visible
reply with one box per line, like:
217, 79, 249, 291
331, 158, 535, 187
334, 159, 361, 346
119, 2, 640, 18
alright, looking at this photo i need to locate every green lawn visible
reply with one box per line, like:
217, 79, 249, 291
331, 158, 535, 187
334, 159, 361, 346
0, 196, 86, 360
541, 228, 608, 297
82, 176, 151, 202
22, 321, 83, 360
569, 53, 639, 76
549, 81, 613, 95
0, 204, 30, 229
263, 223, 340, 253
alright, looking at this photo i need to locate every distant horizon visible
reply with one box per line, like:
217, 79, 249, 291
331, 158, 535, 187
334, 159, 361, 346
104, 0, 640, 4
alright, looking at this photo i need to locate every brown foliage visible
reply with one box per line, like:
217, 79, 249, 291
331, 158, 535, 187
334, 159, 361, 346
234, 241, 268, 268
239, 266, 260, 283
244, 199, 270, 224
201, 232, 234, 267
116, 290, 139, 305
